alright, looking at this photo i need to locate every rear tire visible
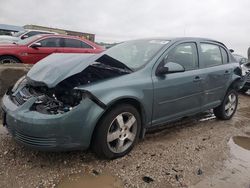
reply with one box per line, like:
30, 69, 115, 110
92, 104, 141, 159
214, 89, 238, 120
0, 56, 21, 64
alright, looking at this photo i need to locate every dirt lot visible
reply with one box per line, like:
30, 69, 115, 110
0, 94, 249, 188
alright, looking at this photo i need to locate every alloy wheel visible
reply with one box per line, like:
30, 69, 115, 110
225, 93, 237, 117
107, 112, 137, 153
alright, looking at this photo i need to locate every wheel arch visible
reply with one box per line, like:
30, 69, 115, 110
90, 97, 147, 145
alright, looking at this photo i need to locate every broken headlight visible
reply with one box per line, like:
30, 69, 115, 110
31, 89, 84, 115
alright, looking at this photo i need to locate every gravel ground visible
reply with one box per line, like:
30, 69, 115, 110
0, 94, 249, 188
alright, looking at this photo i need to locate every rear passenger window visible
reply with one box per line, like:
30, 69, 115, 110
81, 41, 93, 49
166, 43, 198, 71
220, 47, 228, 64
64, 38, 93, 49
64, 39, 82, 48
200, 43, 222, 67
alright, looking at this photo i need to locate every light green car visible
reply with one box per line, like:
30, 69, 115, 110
1, 38, 245, 159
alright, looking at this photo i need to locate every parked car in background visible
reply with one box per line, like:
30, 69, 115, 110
2, 38, 245, 159
0, 34, 104, 64
0, 29, 57, 43
233, 54, 250, 93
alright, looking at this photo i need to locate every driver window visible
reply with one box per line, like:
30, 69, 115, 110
165, 43, 198, 71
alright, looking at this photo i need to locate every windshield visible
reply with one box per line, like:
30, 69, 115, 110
12, 30, 27, 37
16, 35, 42, 45
104, 39, 169, 69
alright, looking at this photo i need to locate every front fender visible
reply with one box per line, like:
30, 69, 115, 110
78, 86, 154, 127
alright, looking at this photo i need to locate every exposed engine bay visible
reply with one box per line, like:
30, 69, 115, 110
11, 55, 133, 114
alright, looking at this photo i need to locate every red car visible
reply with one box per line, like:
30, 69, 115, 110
0, 34, 104, 64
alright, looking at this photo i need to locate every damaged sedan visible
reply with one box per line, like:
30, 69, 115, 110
1, 38, 246, 159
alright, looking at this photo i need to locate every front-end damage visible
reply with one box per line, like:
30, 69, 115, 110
8, 53, 132, 115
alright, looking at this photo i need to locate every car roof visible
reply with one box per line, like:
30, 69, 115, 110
35, 34, 84, 39
27, 34, 101, 48
132, 37, 227, 48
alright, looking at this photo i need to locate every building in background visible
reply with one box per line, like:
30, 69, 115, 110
24, 24, 95, 42
0, 24, 24, 36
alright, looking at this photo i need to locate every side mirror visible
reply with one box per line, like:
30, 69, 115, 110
30, 42, 42, 48
156, 62, 185, 76
156, 66, 169, 75
21, 35, 28, 39
229, 49, 234, 53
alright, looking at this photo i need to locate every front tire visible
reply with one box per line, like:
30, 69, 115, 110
0, 56, 21, 64
214, 89, 238, 120
92, 104, 141, 159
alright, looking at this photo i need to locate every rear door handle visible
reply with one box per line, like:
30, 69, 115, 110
193, 76, 203, 82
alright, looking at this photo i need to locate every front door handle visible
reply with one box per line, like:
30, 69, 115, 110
193, 76, 203, 82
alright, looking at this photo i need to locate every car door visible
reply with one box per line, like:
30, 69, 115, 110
152, 42, 203, 125
198, 42, 232, 110
25, 37, 62, 64
62, 38, 94, 53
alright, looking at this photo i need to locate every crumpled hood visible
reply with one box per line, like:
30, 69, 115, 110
27, 53, 103, 88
